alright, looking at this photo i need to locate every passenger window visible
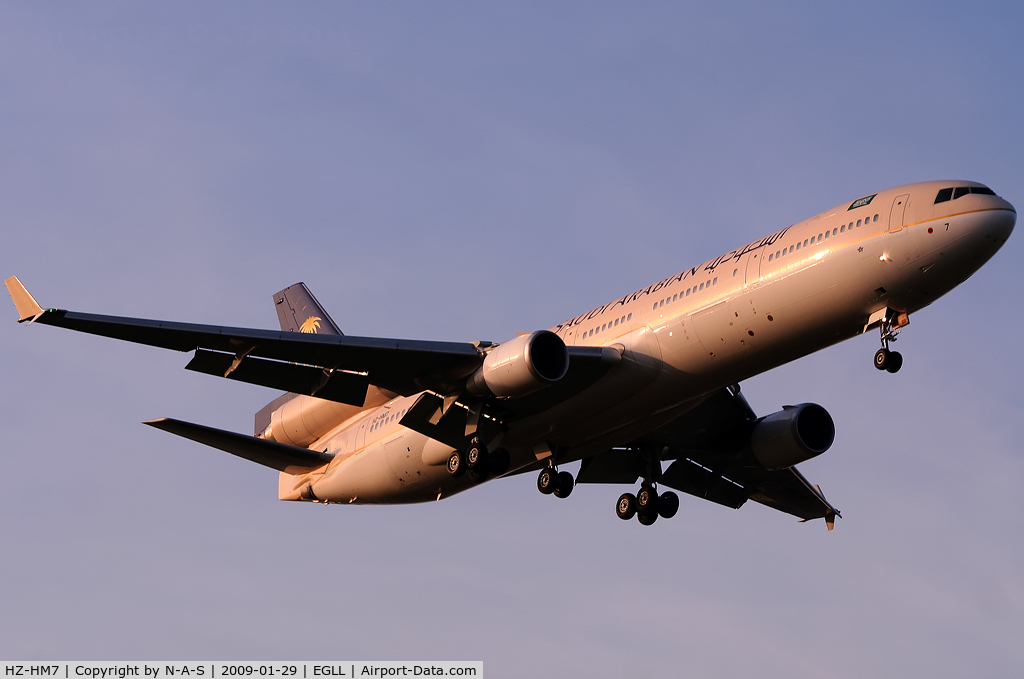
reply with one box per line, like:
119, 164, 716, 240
824, 232, 829, 239
954, 187, 970, 199
818, 233, 822, 241
713, 277, 717, 284
873, 214, 879, 222
849, 222, 854, 229
685, 289, 690, 296
614, 318, 619, 326
652, 303, 657, 310
621, 315, 626, 323
699, 282, 704, 290
856, 219, 861, 227
672, 294, 677, 302
601, 323, 606, 331
768, 254, 773, 261
796, 242, 801, 250
840, 225, 845, 233
627, 313, 632, 321
832, 228, 838, 236
659, 300, 664, 308
733, 269, 738, 276
803, 239, 808, 247
789, 245, 794, 253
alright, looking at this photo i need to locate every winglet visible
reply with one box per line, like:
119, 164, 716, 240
5, 276, 45, 322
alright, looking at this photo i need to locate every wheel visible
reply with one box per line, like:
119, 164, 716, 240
636, 486, 659, 513
489, 448, 510, 476
537, 467, 557, 495
616, 493, 637, 520
446, 451, 465, 477
466, 440, 489, 471
637, 510, 658, 526
658, 491, 679, 519
885, 351, 903, 373
552, 471, 574, 498
873, 347, 890, 370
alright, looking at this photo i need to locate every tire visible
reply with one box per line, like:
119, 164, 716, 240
489, 448, 510, 476
447, 451, 465, 477
637, 510, 658, 526
466, 441, 488, 471
885, 351, 903, 373
616, 493, 637, 520
537, 468, 557, 495
552, 471, 574, 498
873, 348, 890, 370
658, 491, 679, 519
636, 486, 659, 513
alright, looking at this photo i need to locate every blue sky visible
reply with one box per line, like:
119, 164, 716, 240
2, 2, 1023, 676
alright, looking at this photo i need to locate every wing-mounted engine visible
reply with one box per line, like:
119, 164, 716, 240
750, 403, 835, 470
466, 330, 569, 398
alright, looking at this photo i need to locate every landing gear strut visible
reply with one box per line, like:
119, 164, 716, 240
873, 310, 906, 373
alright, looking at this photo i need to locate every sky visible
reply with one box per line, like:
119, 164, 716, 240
1, 1, 1023, 676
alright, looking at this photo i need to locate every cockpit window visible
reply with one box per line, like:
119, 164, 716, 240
935, 185, 997, 204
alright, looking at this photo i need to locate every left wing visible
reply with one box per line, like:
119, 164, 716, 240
4, 277, 615, 411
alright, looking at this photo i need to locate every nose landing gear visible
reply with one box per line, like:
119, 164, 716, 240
872, 310, 908, 373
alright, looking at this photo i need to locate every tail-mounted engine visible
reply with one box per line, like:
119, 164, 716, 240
466, 330, 569, 398
750, 403, 835, 470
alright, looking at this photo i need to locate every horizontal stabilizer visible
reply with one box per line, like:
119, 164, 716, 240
144, 417, 334, 473
5, 276, 45, 322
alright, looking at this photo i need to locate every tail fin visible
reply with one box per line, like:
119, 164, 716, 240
5, 276, 45, 322
272, 282, 343, 335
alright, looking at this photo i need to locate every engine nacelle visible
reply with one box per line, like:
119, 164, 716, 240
750, 403, 835, 470
467, 330, 569, 398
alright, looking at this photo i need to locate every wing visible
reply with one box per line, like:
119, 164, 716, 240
5, 277, 616, 412
578, 386, 841, 528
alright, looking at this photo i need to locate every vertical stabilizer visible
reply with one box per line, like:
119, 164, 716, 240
273, 282, 343, 335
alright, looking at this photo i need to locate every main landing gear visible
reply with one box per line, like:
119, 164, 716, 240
447, 438, 510, 482
873, 310, 907, 374
614, 446, 679, 526
616, 485, 679, 526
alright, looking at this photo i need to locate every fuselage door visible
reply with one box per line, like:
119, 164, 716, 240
889, 194, 910, 233
744, 246, 765, 286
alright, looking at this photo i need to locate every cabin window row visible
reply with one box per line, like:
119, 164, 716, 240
585, 313, 633, 339
371, 408, 408, 432
766, 214, 879, 262
652, 278, 718, 311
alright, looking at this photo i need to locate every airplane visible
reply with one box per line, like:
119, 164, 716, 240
5, 180, 1015, 529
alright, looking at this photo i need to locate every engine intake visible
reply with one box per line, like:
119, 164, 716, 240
467, 330, 569, 398
750, 403, 835, 470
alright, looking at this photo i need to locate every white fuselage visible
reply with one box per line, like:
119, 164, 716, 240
278, 180, 1015, 505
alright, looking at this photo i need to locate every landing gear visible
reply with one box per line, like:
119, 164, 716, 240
614, 448, 680, 526
537, 467, 557, 495
538, 466, 575, 498
874, 348, 903, 373
553, 471, 574, 498
873, 310, 907, 373
466, 438, 488, 471
446, 451, 465, 477
616, 493, 637, 520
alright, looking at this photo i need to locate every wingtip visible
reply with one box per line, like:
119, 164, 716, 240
5, 276, 45, 322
